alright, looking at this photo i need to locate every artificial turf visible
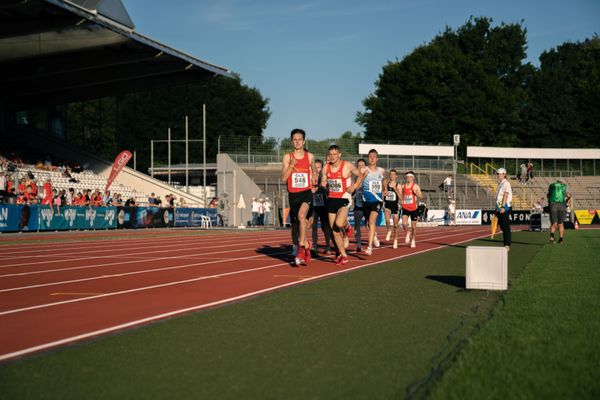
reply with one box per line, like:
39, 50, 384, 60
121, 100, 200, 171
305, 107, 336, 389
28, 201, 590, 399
0, 231, 562, 399
428, 229, 600, 400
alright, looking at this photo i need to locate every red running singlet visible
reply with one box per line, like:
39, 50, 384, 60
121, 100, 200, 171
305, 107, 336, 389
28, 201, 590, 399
287, 151, 311, 193
326, 160, 352, 199
402, 182, 417, 211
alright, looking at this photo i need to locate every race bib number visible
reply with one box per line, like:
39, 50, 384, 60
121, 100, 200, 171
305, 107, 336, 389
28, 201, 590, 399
385, 191, 396, 201
313, 193, 325, 207
328, 179, 343, 193
403, 195, 414, 205
369, 181, 382, 193
292, 172, 309, 189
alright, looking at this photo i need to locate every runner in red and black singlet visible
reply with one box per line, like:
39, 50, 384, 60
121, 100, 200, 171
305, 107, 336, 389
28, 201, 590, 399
323, 145, 364, 265
399, 171, 423, 248
281, 129, 318, 266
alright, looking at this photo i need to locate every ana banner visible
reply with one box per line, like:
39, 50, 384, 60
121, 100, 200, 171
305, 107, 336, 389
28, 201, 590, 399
104, 150, 133, 193
574, 209, 599, 225
455, 209, 482, 225
481, 210, 531, 225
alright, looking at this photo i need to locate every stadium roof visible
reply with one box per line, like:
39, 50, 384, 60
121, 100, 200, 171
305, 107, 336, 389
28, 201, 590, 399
0, 0, 234, 110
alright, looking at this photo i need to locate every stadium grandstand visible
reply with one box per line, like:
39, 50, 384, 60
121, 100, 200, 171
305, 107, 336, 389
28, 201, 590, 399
0, 0, 233, 223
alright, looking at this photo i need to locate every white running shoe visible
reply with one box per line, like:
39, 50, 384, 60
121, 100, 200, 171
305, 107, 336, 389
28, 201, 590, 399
365, 246, 373, 256
393, 239, 398, 249
405, 232, 411, 243
373, 234, 380, 248
410, 239, 416, 248
294, 257, 303, 265
385, 230, 391, 241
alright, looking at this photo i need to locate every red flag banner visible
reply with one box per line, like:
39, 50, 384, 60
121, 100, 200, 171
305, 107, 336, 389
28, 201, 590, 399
104, 150, 133, 193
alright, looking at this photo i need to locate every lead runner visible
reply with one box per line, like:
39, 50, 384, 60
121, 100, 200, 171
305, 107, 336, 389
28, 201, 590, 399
281, 129, 318, 266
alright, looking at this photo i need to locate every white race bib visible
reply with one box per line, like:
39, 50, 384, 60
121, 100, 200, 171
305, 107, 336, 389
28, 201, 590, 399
328, 179, 343, 193
292, 172, 309, 189
385, 191, 397, 201
369, 181, 382, 193
403, 195, 414, 205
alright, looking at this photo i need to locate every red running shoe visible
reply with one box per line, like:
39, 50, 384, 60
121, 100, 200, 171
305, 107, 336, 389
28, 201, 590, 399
335, 254, 349, 266
303, 241, 312, 265
345, 223, 354, 238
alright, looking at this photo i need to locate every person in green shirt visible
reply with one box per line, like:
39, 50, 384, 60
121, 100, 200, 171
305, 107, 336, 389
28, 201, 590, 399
547, 179, 572, 244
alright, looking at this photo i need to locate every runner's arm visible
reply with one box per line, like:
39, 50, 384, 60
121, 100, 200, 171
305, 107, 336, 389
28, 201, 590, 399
413, 184, 424, 199
382, 177, 388, 197
308, 153, 319, 188
347, 164, 365, 193
280, 153, 293, 182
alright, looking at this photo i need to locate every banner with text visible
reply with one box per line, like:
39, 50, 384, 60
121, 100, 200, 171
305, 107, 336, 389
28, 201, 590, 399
0, 205, 40, 232
481, 210, 531, 225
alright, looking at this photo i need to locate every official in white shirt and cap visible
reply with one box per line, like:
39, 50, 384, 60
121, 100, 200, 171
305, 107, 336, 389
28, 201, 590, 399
495, 168, 513, 250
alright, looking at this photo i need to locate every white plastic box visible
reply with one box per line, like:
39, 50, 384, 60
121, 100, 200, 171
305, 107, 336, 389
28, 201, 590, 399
466, 246, 508, 290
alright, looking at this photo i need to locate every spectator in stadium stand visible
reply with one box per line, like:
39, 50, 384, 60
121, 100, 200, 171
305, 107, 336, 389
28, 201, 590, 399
17, 177, 26, 196
209, 197, 218, 208
114, 193, 123, 206
125, 197, 136, 207
494, 168, 513, 251
168, 194, 175, 208
82, 189, 92, 206
90, 189, 104, 206
442, 174, 453, 196
6, 174, 15, 197
517, 163, 527, 183
63, 168, 79, 183
264, 197, 272, 227
178, 197, 187, 207
547, 179, 572, 244
259, 198, 266, 226
24, 185, 37, 204
103, 190, 113, 206
30, 178, 38, 199
51, 189, 61, 215
66, 188, 75, 206
0, 171, 7, 198
41, 177, 52, 206
59, 189, 67, 206
526, 162, 534, 182
155, 195, 162, 207
148, 192, 156, 205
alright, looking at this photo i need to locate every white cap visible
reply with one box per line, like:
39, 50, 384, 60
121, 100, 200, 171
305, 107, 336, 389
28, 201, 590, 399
496, 168, 507, 174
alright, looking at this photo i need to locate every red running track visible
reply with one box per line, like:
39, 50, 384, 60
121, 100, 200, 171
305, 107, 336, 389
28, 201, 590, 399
0, 226, 494, 362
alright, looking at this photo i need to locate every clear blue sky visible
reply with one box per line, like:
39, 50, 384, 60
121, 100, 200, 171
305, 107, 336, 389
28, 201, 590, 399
124, 0, 599, 140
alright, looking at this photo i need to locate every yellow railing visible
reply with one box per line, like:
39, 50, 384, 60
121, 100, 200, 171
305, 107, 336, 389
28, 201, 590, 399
469, 162, 487, 175
484, 163, 498, 175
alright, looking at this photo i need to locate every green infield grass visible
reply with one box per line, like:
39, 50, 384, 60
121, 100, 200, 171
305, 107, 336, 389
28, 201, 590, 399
429, 229, 600, 400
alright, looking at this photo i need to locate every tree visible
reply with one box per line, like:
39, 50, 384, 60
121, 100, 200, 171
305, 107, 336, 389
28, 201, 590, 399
521, 36, 600, 147
357, 17, 532, 151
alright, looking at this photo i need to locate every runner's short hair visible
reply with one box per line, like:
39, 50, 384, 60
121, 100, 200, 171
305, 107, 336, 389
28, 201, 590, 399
290, 129, 306, 139
356, 158, 366, 165
315, 159, 323, 166
328, 144, 341, 152
368, 149, 378, 155
390, 169, 397, 174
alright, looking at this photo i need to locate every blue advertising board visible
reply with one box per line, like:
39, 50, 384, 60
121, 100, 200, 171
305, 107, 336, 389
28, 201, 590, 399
174, 208, 217, 227
38, 206, 117, 230
0, 205, 40, 232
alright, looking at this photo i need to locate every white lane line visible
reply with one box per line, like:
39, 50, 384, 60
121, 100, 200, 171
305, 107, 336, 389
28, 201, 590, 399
0, 229, 492, 362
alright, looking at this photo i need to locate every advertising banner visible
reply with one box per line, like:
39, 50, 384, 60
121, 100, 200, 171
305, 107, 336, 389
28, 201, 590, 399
105, 150, 133, 193
574, 209, 599, 225
39, 206, 117, 230
134, 207, 175, 228
481, 210, 531, 225
0, 205, 40, 232
174, 208, 217, 227
425, 209, 446, 225
455, 209, 482, 225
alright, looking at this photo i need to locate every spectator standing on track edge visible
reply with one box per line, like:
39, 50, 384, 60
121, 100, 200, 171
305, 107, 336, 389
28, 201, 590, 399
494, 168, 513, 250
547, 179, 572, 244
280, 128, 318, 266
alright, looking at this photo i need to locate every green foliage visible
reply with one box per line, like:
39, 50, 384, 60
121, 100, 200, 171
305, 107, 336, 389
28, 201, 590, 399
64, 74, 270, 170
358, 17, 600, 150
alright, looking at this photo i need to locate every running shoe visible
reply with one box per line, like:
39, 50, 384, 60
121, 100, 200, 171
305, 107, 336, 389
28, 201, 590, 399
549, 234, 555, 243
386, 230, 391, 241
405, 232, 411, 243
293, 257, 302, 266
373, 234, 380, 248
335, 254, 349, 265
410, 239, 416, 248
393, 239, 398, 249
304, 241, 312, 265
345, 223, 354, 238
365, 246, 373, 256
